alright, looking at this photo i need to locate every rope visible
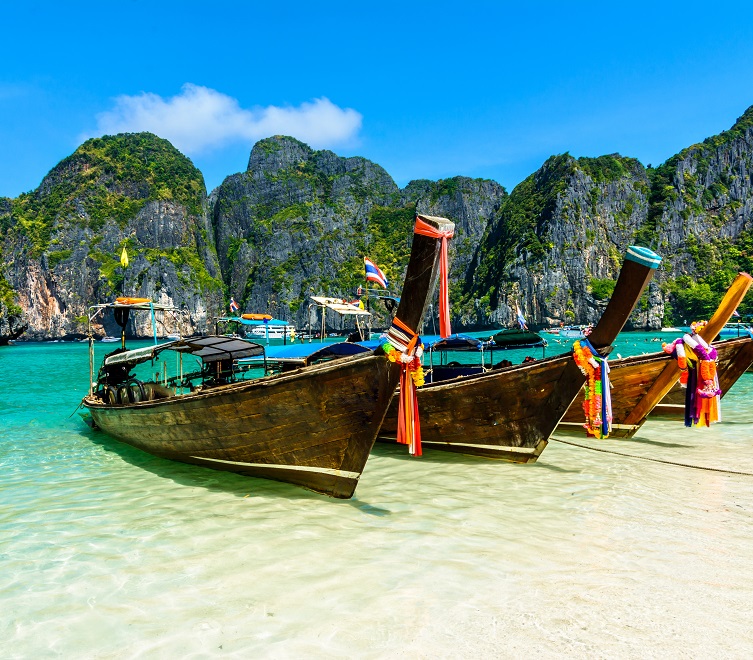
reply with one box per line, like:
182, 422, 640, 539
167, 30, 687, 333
550, 437, 753, 477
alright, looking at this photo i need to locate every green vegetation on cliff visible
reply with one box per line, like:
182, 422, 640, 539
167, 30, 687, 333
9, 133, 205, 256
664, 231, 753, 321
576, 154, 644, 184
0, 273, 21, 314
469, 154, 573, 308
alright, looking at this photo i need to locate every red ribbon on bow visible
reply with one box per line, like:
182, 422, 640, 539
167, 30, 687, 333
414, 217, 455, 338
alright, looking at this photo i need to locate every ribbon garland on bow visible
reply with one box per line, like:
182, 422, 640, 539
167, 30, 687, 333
572, 339, 612, 438
662, 320, 722, 427
381, 317, 425, 455
413, 217, 455, 338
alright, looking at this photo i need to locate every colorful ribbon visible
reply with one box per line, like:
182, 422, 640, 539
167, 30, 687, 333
572, 339, 612, 438
413, 217, 455, 338
382, 317, 424, 456
662, 322, 722, 427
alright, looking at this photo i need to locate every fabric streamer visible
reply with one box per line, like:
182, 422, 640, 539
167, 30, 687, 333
572, 339, 612, 438
413, 217, 455, 338
662, 321, 722, 428
381, 316, 425, 456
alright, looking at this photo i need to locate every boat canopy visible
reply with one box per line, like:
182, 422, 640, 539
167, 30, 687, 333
104, 335, 265, 367
427, 334, 486, 352
309, 296, 371, 317
241, 340, 371, 366
491, 328, 547, 348
90, 300, 180, 312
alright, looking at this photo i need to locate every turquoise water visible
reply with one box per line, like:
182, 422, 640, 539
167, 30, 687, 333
2, 334, 753, 656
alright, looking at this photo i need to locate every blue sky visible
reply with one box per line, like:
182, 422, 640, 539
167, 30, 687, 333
2, 1, 753, 199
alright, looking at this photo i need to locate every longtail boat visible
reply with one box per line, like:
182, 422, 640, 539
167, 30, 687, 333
378, 246, 661, 461
558, 272, 753, 437
81, 214, 454, 498
650, 336, 753, 417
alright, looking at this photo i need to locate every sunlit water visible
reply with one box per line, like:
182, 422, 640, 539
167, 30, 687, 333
1, 334, 752, 657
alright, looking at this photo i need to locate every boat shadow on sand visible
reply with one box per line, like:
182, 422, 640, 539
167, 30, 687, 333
370, 441, 583, 473
80, 426, 391, 514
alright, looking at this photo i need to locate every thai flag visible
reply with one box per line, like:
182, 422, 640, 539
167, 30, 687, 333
732, 309, 741, 317
364, 257, 388, 288
229, 297, 240, 313
516, 304, 527, 329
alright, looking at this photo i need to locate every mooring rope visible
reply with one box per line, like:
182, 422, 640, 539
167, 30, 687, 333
550, 437, 753, 477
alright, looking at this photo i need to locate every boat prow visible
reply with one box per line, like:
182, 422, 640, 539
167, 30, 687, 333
379, 245, 662, 460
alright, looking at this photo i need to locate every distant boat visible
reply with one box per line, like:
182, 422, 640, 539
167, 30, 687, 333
558, 325, 590, 339
717, 322, 753, 339
215, 314, 295, 341
248, 323, 296, 339
100, 336, 119, 343
661, 326, 681, 332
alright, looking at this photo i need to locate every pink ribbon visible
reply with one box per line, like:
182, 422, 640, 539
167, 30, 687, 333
414, 217, 454, 338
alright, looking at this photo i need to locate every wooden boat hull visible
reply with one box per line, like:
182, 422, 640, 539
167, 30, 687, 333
379, 354, 577, 462
85, 352, 396, 498
559, 337, 753, 435
82, 213, 455, 498
378, 246, 661, 461
559, 273, 753, 437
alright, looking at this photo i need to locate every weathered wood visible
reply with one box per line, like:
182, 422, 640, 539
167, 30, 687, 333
379, 247, 659, 459
83, 214, 454, 498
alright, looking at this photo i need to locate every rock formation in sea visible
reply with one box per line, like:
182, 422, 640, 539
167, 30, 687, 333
0, 133, 223, 339
467, 153, 655, 328
1, 105, 752, 338
466, 106, 753, 329
211, 135, 504, 332
640, 105, 753, 324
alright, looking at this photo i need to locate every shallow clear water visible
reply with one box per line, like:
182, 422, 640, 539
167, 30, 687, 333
1, 336, 752, 657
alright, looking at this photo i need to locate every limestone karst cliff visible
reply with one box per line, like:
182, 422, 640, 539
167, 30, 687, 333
0, 133, 223, 340
2, 105, 752, 340
467, 153, 658, 328
212, 136, 502, 332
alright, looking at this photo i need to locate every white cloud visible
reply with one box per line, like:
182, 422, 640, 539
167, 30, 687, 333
85, 84, 362, 153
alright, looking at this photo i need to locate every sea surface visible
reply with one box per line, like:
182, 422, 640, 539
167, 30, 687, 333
2, 332, 752, 658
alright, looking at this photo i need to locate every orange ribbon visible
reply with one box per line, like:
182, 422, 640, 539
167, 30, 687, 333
414, 217, 454, 338
386, 316, 423, 456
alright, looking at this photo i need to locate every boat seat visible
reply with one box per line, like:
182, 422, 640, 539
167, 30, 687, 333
428, 365, 485, 383
143, 382, 174, 400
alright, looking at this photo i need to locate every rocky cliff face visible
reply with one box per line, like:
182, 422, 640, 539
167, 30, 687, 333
0, 133, 223, 339
212, 136, 502, 332
640, 106, 753, 322
0, 301, 28, 344
468, 154, 656, 327
2, 106, 753, 339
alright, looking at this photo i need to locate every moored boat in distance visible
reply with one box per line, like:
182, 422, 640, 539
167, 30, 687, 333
558, 272, 753, 437
81, 214, 454, 498
558, 325, 591, 339
716, 322, 753, 339
378, 246, 661, 461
